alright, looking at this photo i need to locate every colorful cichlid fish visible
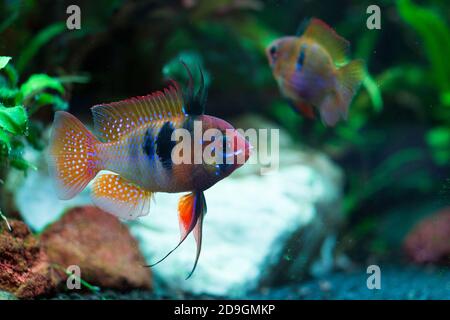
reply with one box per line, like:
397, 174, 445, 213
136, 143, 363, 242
266, 18, 365, 126
48, 64, 251, 278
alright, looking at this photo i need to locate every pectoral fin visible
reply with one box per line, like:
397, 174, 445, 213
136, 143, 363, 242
337, 59, 365, 104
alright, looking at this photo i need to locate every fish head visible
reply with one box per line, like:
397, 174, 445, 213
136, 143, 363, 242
265, 36, 298, 69
200, 115, 252, 179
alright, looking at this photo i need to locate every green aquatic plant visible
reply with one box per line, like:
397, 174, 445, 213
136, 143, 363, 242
344, 148, 430, 215
426, 127, 450, 166
0, 208, 12, 231
397, 0, 450, 168
15, 22, 66, 74
361, 74, 383, 113
51, 263, 102, 294
397, 0, 450, 107
0, 56, 69, 175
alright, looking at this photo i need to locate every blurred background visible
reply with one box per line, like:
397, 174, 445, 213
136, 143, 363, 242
0, 0, 449, 299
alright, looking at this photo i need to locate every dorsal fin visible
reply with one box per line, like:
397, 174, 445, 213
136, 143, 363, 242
296, 17, 311, 36
91, 82, 184, 142
303, 18, 349, 64
180, 61, 208, 115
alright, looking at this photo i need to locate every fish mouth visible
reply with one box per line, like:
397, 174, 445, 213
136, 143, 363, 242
220, 131, 251, 168
229, 144, 251, 158
244, 139, 253, 159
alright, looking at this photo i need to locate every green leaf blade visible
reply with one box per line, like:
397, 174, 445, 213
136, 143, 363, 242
20, 74, 65, 99
0, 105, 28, 135
0, 56, 12, 70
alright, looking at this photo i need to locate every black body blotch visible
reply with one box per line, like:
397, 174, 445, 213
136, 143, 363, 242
156, 121, 176, 170
142, 128, 155, 159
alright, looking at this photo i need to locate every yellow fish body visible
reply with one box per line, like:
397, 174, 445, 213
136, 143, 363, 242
266, 18, 365, 126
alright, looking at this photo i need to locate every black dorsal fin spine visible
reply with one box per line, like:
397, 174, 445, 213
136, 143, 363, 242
296, 17, 312, 36
180, 61, 207, 115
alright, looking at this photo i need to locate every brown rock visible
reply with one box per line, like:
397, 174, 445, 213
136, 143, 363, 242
404, 207, 450, 265
0, 220, 60, 299
41, 206, 152, 290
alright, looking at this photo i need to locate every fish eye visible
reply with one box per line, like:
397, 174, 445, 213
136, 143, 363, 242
269, 45, 277, 56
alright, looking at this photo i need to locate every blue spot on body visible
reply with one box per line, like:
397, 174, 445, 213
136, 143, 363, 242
296, 44, 307, 72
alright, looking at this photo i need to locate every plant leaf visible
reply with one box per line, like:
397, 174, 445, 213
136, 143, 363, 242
362, 72, 383, 112
0, 56, 12, 69
25, 121, 44, 150
57, 74, 91, 84
3, 62, 19, 87
0, 129, 11, 154
0, 87, 19, 100
9, 156, 37, 173
16, 22, 66, 73
398, 0, 450, 97
20, 74, 64, 99
33, 92, 68, 112
0, 105, 28, 135
426, 127, 450, 147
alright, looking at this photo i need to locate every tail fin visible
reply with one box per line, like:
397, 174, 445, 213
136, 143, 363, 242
338, 59, 365, 105
48, 111, 101, 200
320, 59, 364, 126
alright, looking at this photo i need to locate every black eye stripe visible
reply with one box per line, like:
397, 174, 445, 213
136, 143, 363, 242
222, 136, 228, 163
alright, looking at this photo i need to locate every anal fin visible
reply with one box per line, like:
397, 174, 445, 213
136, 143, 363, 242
319, 94, 340, 126
337, 59, 365, 103
291, 100, 316, 119
91, 173, 152, 220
